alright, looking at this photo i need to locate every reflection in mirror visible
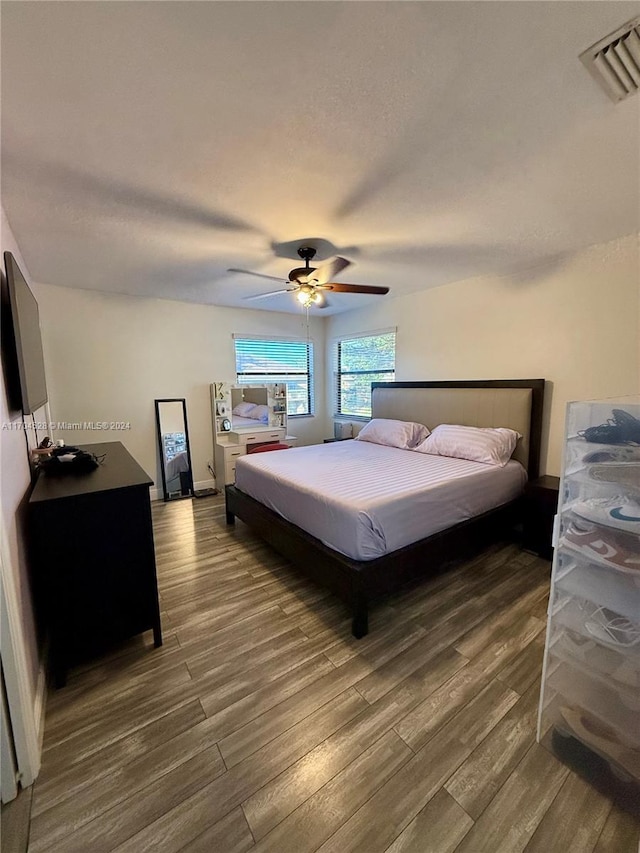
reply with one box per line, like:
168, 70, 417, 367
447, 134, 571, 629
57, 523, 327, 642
230, 386, 269, 430
154, 398, 193, 502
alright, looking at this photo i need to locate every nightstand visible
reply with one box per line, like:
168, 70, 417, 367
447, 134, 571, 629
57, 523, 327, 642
522, 475, 560, 560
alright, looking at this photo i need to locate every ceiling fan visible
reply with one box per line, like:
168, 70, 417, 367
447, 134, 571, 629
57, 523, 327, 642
228, 247, 389, 309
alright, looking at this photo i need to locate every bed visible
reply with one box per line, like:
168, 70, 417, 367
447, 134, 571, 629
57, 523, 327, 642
225, 379, 545, 637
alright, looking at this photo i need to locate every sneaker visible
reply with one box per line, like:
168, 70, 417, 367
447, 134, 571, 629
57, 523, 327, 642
613, 409, 640, 443
583, 447, 640, 464
580, 408, 640, 446
560, 706, 640, 777
563, 519, 640, 572
572, 496, 640, 535
583, 605, 640, 648
557, 629, 640, 687
589, 463, 640, 494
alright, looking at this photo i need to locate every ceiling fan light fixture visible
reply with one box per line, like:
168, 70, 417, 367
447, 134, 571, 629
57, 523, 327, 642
296, 286, 319, 307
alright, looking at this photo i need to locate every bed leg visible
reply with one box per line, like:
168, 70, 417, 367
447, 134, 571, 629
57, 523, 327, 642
226, 509, 235, 526
351, 600, 369, 639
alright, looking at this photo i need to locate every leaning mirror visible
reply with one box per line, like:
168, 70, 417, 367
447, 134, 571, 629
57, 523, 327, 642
154, 398, 193, 501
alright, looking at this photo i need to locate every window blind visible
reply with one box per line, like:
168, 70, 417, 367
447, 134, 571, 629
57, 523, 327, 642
334, 330, 396, 418
234, 337, 314, 416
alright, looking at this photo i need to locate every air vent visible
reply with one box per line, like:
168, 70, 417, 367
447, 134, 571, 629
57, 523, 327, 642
580, 17, 640, 102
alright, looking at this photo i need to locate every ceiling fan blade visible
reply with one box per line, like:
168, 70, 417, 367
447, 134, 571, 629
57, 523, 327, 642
4, 150, 263, 235
308, 256, 351, 285
320, 283, 389, 295
243, 289, 294, 301
228, 268, 286, 284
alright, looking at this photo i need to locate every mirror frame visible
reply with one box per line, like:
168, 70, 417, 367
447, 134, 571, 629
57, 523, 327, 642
154, 398, 194, 502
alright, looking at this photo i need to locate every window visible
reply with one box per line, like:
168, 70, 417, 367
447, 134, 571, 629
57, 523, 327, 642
234, 337, 314, 417
334, 330, 396, 418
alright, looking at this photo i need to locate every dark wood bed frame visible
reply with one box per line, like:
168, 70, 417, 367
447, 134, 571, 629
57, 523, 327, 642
225, 379, 545, 638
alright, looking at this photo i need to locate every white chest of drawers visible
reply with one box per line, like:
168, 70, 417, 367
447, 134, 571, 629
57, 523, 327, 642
215, 428, 295, 485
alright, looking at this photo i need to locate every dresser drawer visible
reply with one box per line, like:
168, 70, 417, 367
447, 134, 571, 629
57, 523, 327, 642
224, 445, 246, 463
230, 428, 285, 445
224, 444, 246, 483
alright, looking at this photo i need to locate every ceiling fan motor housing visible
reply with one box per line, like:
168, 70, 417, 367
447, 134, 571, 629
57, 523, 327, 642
297, 246, 317, 262
289, 266, 316, 282
290, 247, 318, 282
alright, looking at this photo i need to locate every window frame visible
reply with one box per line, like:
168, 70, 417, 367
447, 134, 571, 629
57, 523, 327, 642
333, 329, 396, 420
233, 335, 315, 418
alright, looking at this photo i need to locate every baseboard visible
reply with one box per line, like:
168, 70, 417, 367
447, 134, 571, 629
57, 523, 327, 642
150, 478, 216, 503
194, 478, 216, 492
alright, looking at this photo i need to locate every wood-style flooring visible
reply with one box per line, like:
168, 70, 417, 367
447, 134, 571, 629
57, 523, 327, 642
26, 495, 640, 853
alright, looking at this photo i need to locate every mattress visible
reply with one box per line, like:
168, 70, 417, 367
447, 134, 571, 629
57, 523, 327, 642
234, 440, 527, 560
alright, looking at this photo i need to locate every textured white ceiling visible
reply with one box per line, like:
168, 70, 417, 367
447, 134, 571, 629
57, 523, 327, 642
2, 1, 639, 315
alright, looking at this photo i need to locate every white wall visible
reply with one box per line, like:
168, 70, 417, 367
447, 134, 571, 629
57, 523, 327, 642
18, 233, 640, 491
33, 284, 326, 492
0, 207, 46, 784
326, 235, 640, 475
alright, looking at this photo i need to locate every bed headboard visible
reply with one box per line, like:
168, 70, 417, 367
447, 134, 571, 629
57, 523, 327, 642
371, 379, 545, 479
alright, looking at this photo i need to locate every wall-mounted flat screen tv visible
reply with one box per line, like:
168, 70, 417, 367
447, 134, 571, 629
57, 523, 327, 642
4, 251, 48, 415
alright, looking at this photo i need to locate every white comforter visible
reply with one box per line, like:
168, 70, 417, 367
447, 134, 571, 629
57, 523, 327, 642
234, 440, 526, 560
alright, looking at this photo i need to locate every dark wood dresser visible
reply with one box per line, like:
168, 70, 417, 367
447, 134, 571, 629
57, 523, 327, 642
29, 441, 162, 687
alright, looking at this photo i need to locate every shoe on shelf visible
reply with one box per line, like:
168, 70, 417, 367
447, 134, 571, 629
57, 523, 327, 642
555, 631, 639, 687
612, 409, 640, 444
560, 706, 640, 779
563, 519, 640, 573
583, 447, 640, 464
588, 463, 640, 494
583, 605, 640, 648
572, 496, 640, 536
580, 409, 640, 446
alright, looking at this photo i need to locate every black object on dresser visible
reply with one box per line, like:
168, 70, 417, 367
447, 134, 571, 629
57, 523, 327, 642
522, 474, 560, 560
29, 442, 162, 687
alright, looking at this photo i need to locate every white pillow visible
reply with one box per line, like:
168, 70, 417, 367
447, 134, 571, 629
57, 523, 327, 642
249, 404, 270, 423
232, 402, 257, 417
414, 424, 521, 467
355, 418, 430, 450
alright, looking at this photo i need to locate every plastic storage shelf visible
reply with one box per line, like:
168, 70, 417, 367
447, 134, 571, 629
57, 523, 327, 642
550, 595, 640, 673
537, 397, 640, 814
554, 555, 640, 624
